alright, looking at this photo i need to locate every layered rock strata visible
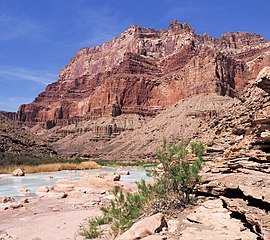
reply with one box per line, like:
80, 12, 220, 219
14, 21, 270, 129
196, 67, 270, 239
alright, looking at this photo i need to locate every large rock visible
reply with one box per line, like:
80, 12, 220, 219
116, 213, 167, 240
36, 186, 50, 193
11, 168, 25, 177
0, 196, 15, 203
256, 66, 270, 93
180, 199, 258, 240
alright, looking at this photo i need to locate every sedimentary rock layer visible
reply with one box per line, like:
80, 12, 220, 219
14, 21, 270, 128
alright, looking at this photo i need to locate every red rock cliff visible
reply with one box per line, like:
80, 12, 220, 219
16, 20, 270, 128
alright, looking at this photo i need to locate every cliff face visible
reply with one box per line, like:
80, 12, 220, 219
194, 67, 270, 239
16, 21, 270, 128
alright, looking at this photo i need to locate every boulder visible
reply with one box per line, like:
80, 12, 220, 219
36, 186, 50, 193
113, 174, 121, 181
256, 66, 270, 93
45, 175, 54, 179
18, 188, 30, 193
116, 213, 167, 240
54, 180, 75, 192
167, 219, 179, 233
180, 199, 258, 240
11, 168, 25, 177
18, 198, 29, 204
9, 203, 23, 209
116, 169, 130, 175
0, 196, 15, 203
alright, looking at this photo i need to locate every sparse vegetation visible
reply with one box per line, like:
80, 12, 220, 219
95, 159, 158, 168
0, 160, 100, 174
79, 218, 102, 239
80, 137, 204, 238
100, 185, 146, 234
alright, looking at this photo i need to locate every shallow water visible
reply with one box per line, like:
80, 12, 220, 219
0, 166, 152, 199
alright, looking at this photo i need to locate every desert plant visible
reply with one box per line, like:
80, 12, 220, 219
100, 185, 146, 234
79, 218, 102, 239
80, 137, 204, 238
155, 137, 204, 205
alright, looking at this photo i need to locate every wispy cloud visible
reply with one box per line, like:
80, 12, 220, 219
73, 4, 130, 47
0, 66, 57, 85
0, 13, 45, 41
0, 97, 33, 112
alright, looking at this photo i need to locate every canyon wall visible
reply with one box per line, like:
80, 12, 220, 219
15, 21, 270, 128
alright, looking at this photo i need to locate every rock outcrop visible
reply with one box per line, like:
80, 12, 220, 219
0, 112, 58, 163
194, 67, 270, 239
116, 213, 167, 240
14, 21, 270, 129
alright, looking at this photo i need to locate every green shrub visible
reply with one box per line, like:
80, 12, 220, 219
155, 137, 204, 205
80, 137, 204, 238
79, 217, 103, 239
100, 186, 146, 234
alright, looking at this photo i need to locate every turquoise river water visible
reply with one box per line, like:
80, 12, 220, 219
0, 166, 152, 199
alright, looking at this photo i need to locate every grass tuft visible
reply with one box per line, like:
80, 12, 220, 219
0, 161, 100, 174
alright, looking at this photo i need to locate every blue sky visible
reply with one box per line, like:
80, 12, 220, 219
0, 0, 269, 112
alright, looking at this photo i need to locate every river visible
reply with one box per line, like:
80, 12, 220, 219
0, 166, 152, 199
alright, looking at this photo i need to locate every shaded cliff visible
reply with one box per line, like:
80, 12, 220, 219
0, 113, 58, 165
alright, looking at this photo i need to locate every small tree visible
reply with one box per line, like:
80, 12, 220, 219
79, 137, 205, 238
155, 137, 204, 205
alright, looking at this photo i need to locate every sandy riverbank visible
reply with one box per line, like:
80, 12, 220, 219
0, 172, 137, 240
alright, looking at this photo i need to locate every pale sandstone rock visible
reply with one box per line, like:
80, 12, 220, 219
9, 203, 23, 209
36, 186, 50, 193
256, 67, 270, 94
45, 175, 54, 179
54, 183, 75, 192
40, 192, 67, 200
180, 199, 257, 240
116, 213, 167, 240
113, 174, 121, 181
0, 205, 9, 211
115, 169, 130, 175
167, 219, 179, 233
18, 198, 29, 204
11, 168, 24, 177
18, 188, 30, 193
65, 191, 100, 205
